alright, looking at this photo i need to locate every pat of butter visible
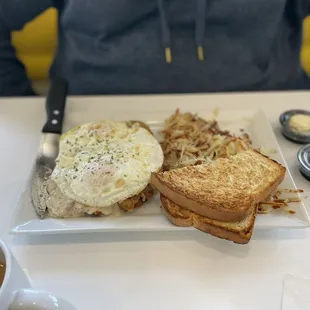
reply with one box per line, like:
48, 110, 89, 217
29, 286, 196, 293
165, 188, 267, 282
289, 114, 310, 134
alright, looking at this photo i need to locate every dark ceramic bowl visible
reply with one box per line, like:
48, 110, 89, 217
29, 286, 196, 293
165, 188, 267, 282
279, 110, 310, 144
297, 144, 310, 181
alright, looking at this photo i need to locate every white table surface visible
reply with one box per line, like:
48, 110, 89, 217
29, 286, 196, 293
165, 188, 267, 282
0, 92, 310, 310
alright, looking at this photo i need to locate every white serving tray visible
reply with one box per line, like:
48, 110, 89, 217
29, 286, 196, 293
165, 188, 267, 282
11, 107, 310, 235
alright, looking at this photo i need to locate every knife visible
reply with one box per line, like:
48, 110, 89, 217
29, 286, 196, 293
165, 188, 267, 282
31, 76, 68, 218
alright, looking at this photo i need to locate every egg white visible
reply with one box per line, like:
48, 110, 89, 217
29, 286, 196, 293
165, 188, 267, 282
51, 120, 163, 209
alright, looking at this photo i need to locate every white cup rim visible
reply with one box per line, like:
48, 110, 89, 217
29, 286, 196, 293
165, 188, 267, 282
0, 240, 12, 297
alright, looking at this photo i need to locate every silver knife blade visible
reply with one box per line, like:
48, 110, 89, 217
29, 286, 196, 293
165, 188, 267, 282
31, 76, 68, 218
31, 133, 60, 218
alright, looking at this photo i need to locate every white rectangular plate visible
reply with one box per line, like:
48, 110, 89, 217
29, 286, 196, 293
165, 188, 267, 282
11, 107, 310, 235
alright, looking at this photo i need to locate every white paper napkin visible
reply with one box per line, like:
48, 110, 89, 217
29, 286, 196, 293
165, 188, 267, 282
282, 274, 310, 310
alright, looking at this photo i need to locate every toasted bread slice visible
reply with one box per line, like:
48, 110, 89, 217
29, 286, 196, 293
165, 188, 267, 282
152, 149, 286, 222
160, 195, 256, 244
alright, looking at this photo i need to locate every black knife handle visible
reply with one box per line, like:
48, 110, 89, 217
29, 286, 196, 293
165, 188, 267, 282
42, 76, 68, 134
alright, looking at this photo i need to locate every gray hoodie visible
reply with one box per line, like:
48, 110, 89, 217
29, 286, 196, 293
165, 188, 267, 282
0, 0, 309, 96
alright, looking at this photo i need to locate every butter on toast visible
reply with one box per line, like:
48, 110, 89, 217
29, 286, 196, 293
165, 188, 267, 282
160, 195, 256, 244
151, 149, 286, 222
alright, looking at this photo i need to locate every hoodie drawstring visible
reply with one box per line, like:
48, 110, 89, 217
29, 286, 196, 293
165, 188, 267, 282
196, 0, 207, 61
157, 0, 172, 63
157, 0, 207, 63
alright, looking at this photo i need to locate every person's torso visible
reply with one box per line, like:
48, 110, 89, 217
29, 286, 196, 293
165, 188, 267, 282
52, 0, 306, 94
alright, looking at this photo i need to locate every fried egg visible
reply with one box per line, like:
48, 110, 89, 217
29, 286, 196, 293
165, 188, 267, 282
51, 120, 163, 210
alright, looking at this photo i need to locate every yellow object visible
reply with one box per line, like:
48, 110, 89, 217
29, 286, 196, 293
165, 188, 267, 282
165, 47, 172, 64
12, 8, 57, 80
10, 10, 310, 80
289, 114, 310, 134
302, 17, 310, 75
197, 46, 204, 61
